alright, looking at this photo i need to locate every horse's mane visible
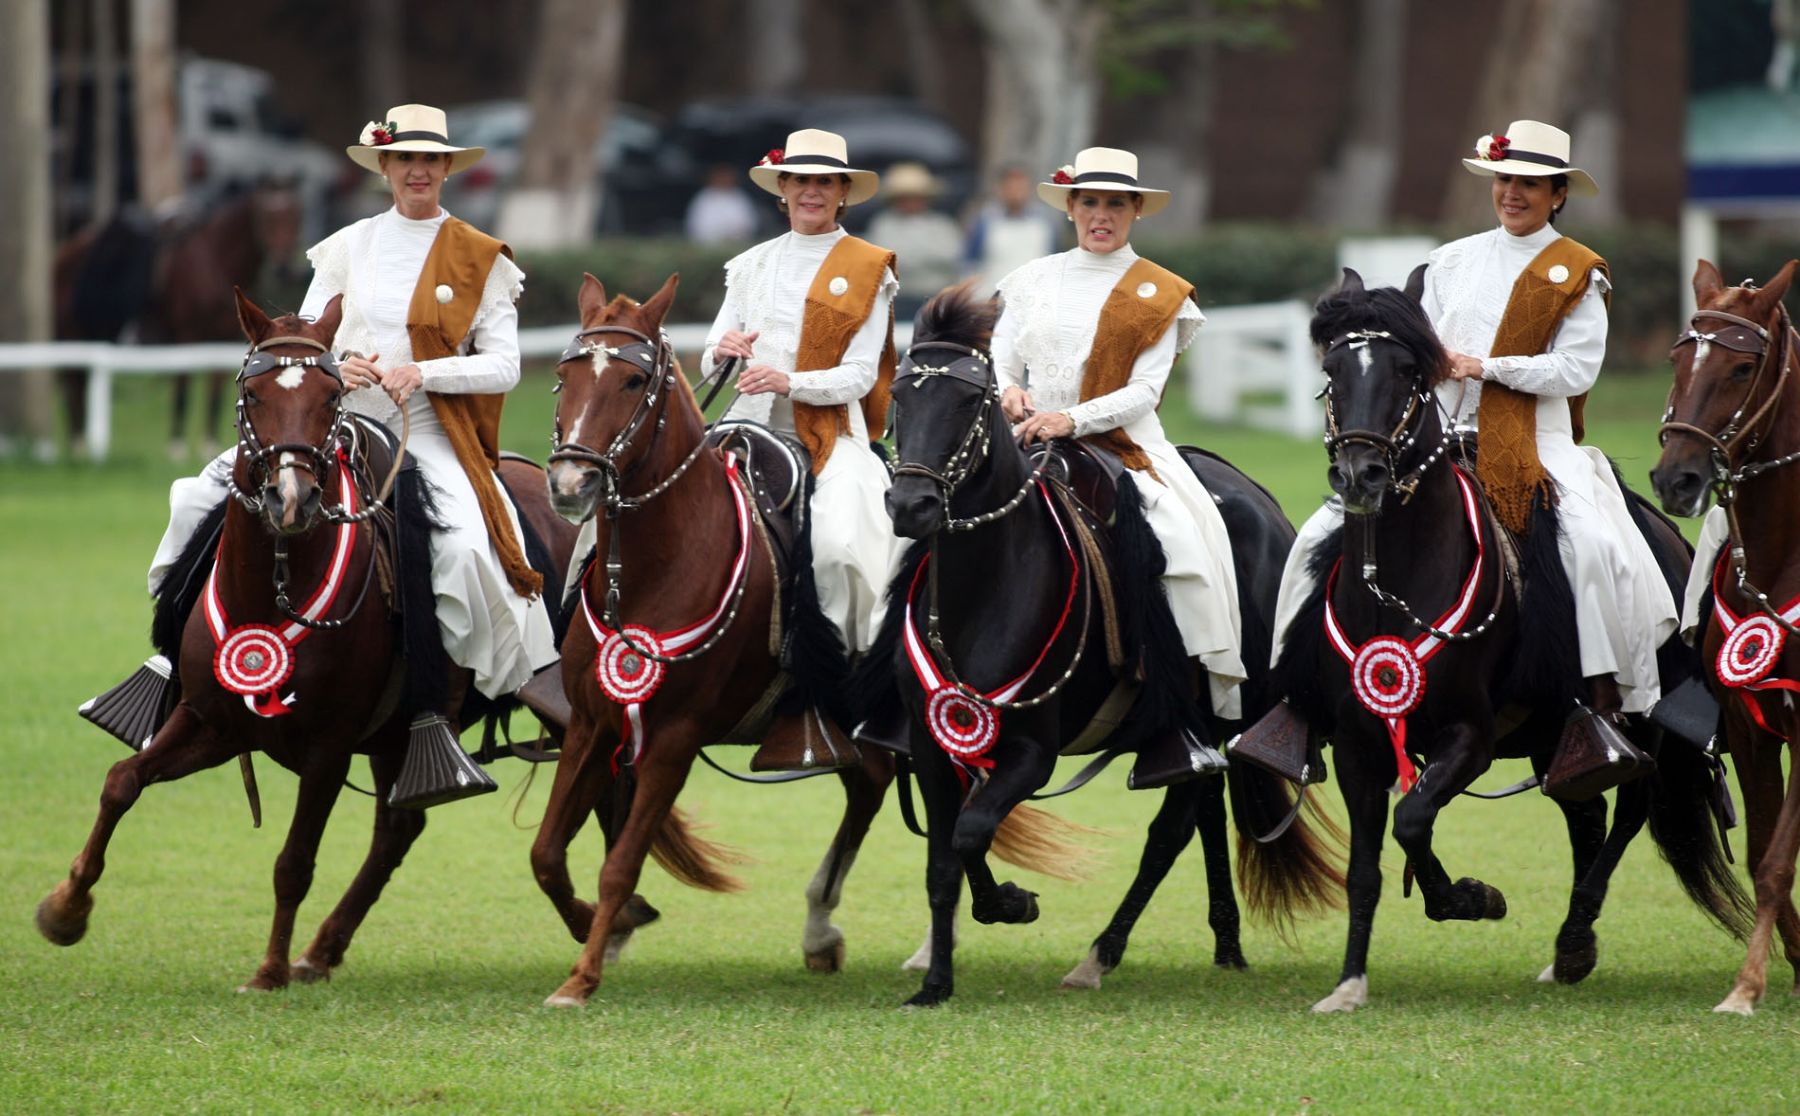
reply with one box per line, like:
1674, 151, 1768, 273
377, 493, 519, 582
913, 280, 997, 352
1310, 284, 1449, 387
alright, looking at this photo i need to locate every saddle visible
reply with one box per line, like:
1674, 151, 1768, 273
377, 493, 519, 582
1036, 437, 1130, 527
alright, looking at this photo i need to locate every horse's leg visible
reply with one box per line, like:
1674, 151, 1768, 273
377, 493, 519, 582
202, 372, 226, 455
241, 747, 352, 991
1717, 738, 1800, 1015
904, 740, 966, 1008
1394, 725, 1507, 924
959, 742, 1057, 926
37, 706, 236, 946
1195, 774, 1247, 970
530, 708, 615, 943
294, 744, 426, 982
1314, 737, 1391, 1013
802, 747, 896, 973
169, 373, 191, 454
1063, 784, 1202, 990
544, 736, 694, 1007
1544, 772, 1648, 986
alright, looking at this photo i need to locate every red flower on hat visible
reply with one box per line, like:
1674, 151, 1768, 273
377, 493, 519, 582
758, 148, 785, 167
360, 119, 397, 147
1484, 135, 1510, 161
1051, 167, 1074, 185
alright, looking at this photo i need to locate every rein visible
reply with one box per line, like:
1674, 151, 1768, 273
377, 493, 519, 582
891, 341, 1047, 530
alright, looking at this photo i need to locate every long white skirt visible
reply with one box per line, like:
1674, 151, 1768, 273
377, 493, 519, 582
1681, 506, 1729, 643
1270, 434, 1677, 715
1139, 440, 1245, 720
148, 397, 557, 700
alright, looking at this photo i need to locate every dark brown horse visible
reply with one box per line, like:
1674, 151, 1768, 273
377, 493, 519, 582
37, 292, 575, 991
54, 182, 303, 454
535, 273, 893, 1006
1652, 259, 1800, 1014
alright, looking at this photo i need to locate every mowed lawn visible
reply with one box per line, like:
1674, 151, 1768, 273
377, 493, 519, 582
3, 365, 1795, 1116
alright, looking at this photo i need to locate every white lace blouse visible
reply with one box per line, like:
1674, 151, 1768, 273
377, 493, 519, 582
1423, 223, 1610, 430
992, 245, 1203, 440
699, 226, 899, 431
299, 207, 525, 425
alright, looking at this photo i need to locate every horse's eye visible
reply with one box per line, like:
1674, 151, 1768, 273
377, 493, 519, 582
625, 371, 649, 391
243, 388, 258, 405
1731, 360, 1755, 383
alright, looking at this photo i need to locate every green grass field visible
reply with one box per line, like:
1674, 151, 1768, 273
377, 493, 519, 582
3, 367, 1794, 1115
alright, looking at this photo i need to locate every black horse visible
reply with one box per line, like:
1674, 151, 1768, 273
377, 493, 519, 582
865, 283, 1342, 1008
1280, 268, 1748, 1012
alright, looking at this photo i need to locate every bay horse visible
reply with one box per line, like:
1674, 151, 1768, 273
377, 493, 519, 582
872, 283, 1343, 1008
54, 181, 303, 455
1286, 268, 1747, 1013
37, 291, 576, 990
1651, 259, 1800, 1015
535, 273, 893, 1007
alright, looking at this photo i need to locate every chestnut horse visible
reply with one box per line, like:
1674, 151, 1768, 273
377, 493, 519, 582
37, 292, 575, 991
1652, 259, 1800, 1014
534, 273, 893, 1007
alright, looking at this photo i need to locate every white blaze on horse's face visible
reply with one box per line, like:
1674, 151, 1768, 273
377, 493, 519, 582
275, 365, 307, 391
1356, 345, 1374, 377
1693, 338, 1712, 371
277, 451, 302, 528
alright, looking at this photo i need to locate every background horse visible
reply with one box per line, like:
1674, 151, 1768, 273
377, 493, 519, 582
873, 284, 1342, 1008
37, 291, 576, 991
535, 273, 893, 1007
1286, 268, 1746, 1013
54, 181, 304, 456
1652, 259, 1800, 1015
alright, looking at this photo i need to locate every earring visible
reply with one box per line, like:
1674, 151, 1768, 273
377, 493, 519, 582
1066, 213, 1074, 222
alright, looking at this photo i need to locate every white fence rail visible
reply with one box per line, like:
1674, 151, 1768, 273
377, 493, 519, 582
1186, 300, 1319, 439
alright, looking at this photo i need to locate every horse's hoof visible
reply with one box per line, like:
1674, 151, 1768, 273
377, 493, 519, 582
1311, 976, 1368, 1014
902, 985, 952, 1009
1536, 963, 1557, 984
291, 956, 332, 984
1714, 987, 1758, 1016
617, 894, 661, 931
1061, 947, 1110, 990
1214, 948, 1249, 971
805, 938, 847, 973
237, 972, 288, 993
1446, 877, 1507, 921
972, 881, 1040, 925
1554, 942, 1597, 985
35, 886, 92, 947
1481, 883, 1508, 920
543, 993, 588, 1009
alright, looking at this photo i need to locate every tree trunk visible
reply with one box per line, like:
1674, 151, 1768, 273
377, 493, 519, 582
1571, 0, 1622, 225
1134, 2, 1221, 235
746, 0, 804, 96
897, 0, 951, 118
1440, 0, 1607, 225
966, 0, 1106, 191
91, 0, 121, 223
129, 0, 182, 212
1305, 0, 1406, 228
0, 0, 59, 459
497, 0, 629, 248
359, 0, 404, 121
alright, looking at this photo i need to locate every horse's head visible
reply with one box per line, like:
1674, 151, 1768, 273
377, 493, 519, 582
230, 288, 347, 536
250, 178, 304, 282
888, 282, 1000, 538
1312, 265, 1447, 515
547, 272, 682, 523
1650, 260, 1798, 518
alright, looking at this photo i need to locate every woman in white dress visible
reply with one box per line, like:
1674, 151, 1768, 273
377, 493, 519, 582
993, 147, 1245, 786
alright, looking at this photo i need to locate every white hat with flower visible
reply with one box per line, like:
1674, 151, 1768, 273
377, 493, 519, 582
748, 129, 881, 207
1462, 119, 1598, 195
346, 104, 485, 175
1037, 147, 1170, 217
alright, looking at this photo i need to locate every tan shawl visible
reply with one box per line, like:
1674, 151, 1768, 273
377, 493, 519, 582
1078, 256, 1195, 480
791, 235, 898, 474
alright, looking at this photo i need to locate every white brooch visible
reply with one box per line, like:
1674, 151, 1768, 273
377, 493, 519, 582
828, 276, 849, 297
1136, 282, 1158, 299
1546, 264, 1570, 284
435, 284, 454, 304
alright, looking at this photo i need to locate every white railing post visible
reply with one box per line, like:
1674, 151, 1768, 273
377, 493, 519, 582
87, 362, 114, 461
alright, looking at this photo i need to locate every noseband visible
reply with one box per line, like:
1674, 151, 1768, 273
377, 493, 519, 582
233, 336, 352, 515
891, 341, 1045, 530
1320, 330, 1451, 503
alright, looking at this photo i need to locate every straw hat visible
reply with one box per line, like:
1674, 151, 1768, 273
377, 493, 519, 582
884, 162, 943, 200
1037, 147, 1170, 217
748, 129, 880, 207
1461, 120, 1598, 196
346, 104, 485, 176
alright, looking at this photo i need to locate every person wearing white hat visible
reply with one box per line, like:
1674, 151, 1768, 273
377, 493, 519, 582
992, 146, 1245, 788
700, 129, 901, 766
1272, 120, 1676, 755
867, 163, 963, 322
142, 104, 554, 806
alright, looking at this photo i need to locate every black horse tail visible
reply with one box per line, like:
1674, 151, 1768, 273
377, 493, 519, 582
1646, 739, 1753, 940
1228, 766, 1346, 936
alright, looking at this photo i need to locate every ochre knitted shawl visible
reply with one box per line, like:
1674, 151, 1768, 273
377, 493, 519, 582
791, 235, 897, 475
406, 218, 542, 598
1476, 235, 1608, 534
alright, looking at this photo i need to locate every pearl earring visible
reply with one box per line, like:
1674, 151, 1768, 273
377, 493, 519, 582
1066, 213, 1074, 222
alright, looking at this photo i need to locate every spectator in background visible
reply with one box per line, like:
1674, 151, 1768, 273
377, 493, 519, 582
865, 162, 963, 323
963, 164, 1060, 298
685, 163, 760, 243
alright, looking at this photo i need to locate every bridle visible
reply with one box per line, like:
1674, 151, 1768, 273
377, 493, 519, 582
1321, 329, 1453, 505
891, 340, 1046, 530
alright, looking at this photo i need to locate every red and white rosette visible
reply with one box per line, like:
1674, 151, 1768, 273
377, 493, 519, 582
925, 687, 999, 763
1350, 636, 1425, 719
596, 626, 666, 705
1718, 615, 1784, 688
214, 624, 296, 696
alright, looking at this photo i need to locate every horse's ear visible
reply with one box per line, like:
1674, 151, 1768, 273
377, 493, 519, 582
233, 287, 271, 343
577, 273, 608, 326
313, 293, 344, 343
1758, 259, 1799, 308
1692, 260, 1725, 307
1403, 263, 1428, 304
1338, 267, 1365, 294
639, 272, 680, 327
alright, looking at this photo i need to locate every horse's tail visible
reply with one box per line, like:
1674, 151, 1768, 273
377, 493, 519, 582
991, 803, 1099, 882
649, 805, 747, 894
1228, 764, 1346, 936
1646, 738, 1752, 940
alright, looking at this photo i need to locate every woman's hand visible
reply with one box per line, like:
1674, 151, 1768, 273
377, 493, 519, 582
1446, 352, 1486, 381
340, 353, 384, 391
737, 364, 790, 396
384, 362, 424, 405
715, 329, 760, 362
1000, 385, 1036, 422
1015, 410, 1074, 444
